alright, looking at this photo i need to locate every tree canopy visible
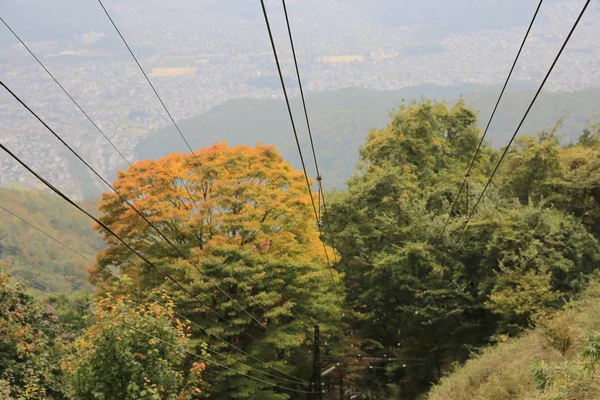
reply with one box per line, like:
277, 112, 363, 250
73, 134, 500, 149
92, 143, 343, 399
63, 283, 204, 400
3, 98, 600, 400
327, 100, 600, 397
0, 272, 65, 399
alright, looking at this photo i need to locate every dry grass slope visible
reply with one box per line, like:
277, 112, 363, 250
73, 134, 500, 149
428, 279, 600, 400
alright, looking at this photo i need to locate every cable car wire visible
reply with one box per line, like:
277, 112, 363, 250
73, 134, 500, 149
96, 0, 208, 183
460, 0, 591, 236
440, 0, 544, 236
280, 0, 340, 263
0, 204, 309, 385
0, 267, 314, 394
259, 0, 336, 283
0, 16, 133, 168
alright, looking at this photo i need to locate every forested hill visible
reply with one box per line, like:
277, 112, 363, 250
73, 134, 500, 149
2, 98, 600, 399
0, 188, 104, 292
137, 84, 600, 189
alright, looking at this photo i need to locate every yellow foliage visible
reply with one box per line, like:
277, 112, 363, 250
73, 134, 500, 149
93, 143, 331, 281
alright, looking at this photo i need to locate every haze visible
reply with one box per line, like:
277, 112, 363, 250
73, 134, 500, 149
0, 0, 598, 198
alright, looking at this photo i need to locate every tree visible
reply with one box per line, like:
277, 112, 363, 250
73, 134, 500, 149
461, 204, 600, 333
45, 291, 92, 333
0, 379, 14, 400
552, 135, 600, 238
0, 272, 66, 399
92, 143, 343, 399
327, 100, 492, 397
498, 121, 600, 240
327, 100, 600, 398
498, 130, 562, 205
63, 283, 205, 400
578, 120, 600, 147
92, 143, 332, 280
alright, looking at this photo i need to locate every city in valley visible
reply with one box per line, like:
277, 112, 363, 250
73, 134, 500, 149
1, 0, 598, 199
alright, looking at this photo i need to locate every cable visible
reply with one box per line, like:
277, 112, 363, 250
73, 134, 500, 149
0, 80, 266, 329
0, 17, 133, 168
0, 17, 256, 313
440, 0, 544, 236
460, 0, 591, 235
0, 268, 314, 394
259, 0, 336, 284
318, 185, 338, 263
96, 0, 206, 178
280, 0, 339, 264
0, 139, 243, 323
0, 247, 88, 292
0, 229, 306, 385
0, 203, 308, 385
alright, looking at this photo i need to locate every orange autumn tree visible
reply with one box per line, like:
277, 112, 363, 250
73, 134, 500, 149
92, 143, 343, 399
93, 143, 330, 272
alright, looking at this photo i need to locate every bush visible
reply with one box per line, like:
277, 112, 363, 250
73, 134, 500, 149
428, 278, 600, 400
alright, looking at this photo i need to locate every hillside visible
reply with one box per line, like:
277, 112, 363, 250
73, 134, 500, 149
0, 188, 104, 292
428, 278, 600, 400
136, 85, 600, 190
2, 96, 600, 399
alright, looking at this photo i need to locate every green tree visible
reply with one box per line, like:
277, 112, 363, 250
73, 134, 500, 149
461, 205, 600, 333
167, 244, 342, 399
498, 131, 562, 205
63, 285, 205, 400
0, 272, 66, 399
552, 135, 600, 238
498, 121, 600, 239
578, 120, 600, 147
45, 291, 92, 333
327, 100, 492, 397
327, 100, 600, 398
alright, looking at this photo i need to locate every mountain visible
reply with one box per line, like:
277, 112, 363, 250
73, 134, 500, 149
136, 84, 600, 190
0, 188, 104, 292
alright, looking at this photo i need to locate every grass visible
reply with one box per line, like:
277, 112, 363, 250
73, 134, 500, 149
428, 279, 600, 400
